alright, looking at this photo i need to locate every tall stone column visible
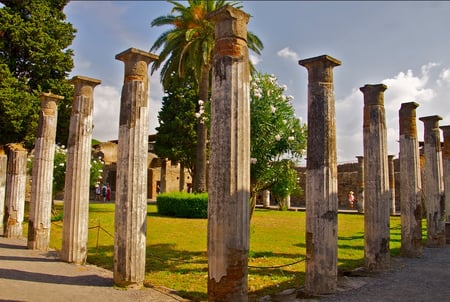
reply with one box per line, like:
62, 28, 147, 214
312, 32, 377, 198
388, 155, 396, 214
4, 143, 27, 238
28, 92, 62, 250
419, 115, 445, 247
0, 148, 6, 236
61, 76, 101, 264
441, 125, 450, 222
114, 48, 158, 288
262, 190, 270, 207
360, 84, 390, 271
356, 156, 365, 213
399, 102, 422, 257
299, 55, 341, 294
207, 7, 251, 301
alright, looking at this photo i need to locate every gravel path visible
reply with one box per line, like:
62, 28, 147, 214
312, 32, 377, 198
0, 236, 186, 302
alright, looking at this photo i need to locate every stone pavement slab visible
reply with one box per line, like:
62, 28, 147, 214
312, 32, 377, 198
0, 236, 186, 302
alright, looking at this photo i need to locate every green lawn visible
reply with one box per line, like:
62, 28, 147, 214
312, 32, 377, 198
49, 203, 407, 301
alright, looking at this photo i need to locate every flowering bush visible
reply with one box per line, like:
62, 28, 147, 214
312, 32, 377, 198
250, 72, 307, 214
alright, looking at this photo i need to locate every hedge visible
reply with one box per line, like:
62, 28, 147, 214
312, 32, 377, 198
156, 192, 208, 218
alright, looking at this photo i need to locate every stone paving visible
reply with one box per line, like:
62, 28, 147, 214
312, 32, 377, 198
0, 236, 186, 302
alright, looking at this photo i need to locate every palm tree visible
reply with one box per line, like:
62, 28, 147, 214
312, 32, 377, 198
150, 0, 263, 193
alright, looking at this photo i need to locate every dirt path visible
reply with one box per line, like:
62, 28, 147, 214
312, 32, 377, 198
0, 236, 186, 302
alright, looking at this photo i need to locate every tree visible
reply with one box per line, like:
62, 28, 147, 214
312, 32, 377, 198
0, 0, 76, 148
154, 74, 199, 177
150, 0, 263, 192
249, 72, 307, 216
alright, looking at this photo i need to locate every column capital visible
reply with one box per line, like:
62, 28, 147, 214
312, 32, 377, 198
116, 48, 158, 82
419, 115, 442, 129
399, 102, 419, 137
207, 6, 250, 40
440, 125, 450, 133
299, 55, 341, 83
39, 92, 63, 115
71, 76, 101, 97
360, 84, 387, 106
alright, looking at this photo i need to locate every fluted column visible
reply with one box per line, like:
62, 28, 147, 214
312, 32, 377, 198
388, 155, 396, 214
356, 156, 365, 213
207, 7, 251, 301
4, 143, 27, 238
61, 76, 101, 264
419, 115, 445, 247
28, 92, 62, 250
441, 125, 450, 223
0, 148, 6, 236
299, 54, 341, 294
114, 48, 158, 288
360, 84, 390, 271
399, 102, 422, 257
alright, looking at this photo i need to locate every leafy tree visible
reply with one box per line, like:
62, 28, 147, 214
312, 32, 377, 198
0, 0, 76, 148
249, 72, 307, 216
150, 0, 263, 192
154, 74, 199, 177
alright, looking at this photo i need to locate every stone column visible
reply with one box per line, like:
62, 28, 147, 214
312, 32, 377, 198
28, 92, 62, 250
360, 84, 390, 271
4, 143, 27, 238
399, 102, 423, 257
0, 148, 6, 236
61, 76, 101, 264
207, 7, 251, 301
419, 115, 445, 247
356, 156, 365, 213
114, 48, 158, 288
388, 155, 396, 214
160, 159, 167, 193
262, 190, 270, 207
441, 126, 450, 222
299, 54, 341, 294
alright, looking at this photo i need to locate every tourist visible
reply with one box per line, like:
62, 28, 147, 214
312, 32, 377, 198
106, 184, 111, 202
348, 191, 356, 208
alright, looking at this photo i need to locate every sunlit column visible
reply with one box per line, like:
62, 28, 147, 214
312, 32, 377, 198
61, 76, 101, 264
299, 54, 341, 294
360, 84, 390, 271
28, 92, 62, 250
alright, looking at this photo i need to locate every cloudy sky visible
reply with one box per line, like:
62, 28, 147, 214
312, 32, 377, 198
64, 1, 450, 163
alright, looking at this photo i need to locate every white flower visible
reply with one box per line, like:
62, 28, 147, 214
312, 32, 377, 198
275, 134, 281, 141
59, 163, 65, 167
195, 112, 201, 118
250, 158, 257, 164
288, 136, 295, 141
281, 84, 287, 91
282, 119, 287, 124
270, 105, 276, 113
287, 95, 294, 101
281, 95, 286, 101
198, 100, 204, 106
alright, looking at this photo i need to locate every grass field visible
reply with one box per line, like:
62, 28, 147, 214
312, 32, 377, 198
48, 203, 408, 301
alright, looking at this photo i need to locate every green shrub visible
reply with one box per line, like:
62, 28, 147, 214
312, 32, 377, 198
156, 192, 208, 218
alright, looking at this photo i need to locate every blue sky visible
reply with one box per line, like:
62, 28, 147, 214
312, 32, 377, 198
64, 1, 450, 163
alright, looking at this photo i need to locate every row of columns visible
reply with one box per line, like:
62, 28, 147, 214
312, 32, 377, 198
2, 5, 450, 301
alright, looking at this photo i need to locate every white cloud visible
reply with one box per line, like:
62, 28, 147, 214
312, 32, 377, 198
277, 47, 298, 62
438, 68, 450, 87
249, 54, 262, 66
92, 85, 121, 142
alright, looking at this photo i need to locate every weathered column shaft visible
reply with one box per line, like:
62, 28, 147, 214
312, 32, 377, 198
356, 156, 365, 213
207, 7, 251, 301
4, 144, 27, 238
114, 48, 158, 288
441, 126, 450, 223
262, 190, 270, 207
361, 84, 390, 271
28, 92, 62, 250
399, 102, 422, 257
419, 115, 445, 247
0, 148, 6, 236
388, 155, 396, 214
299, 54, 341, 294
61, 76, 101, 264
